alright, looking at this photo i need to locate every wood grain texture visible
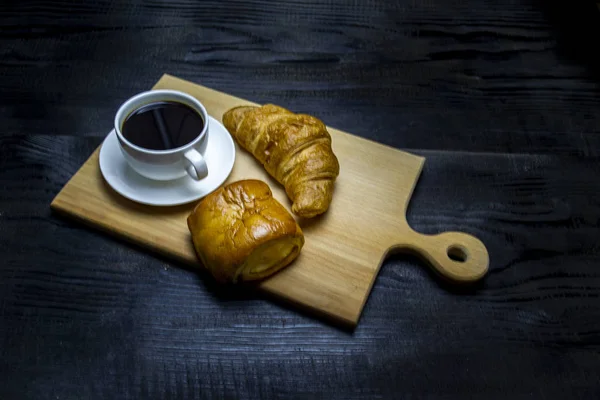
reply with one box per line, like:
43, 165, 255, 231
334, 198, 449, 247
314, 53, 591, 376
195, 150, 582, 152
50, 74, 489, 327
2, 0, 600, 399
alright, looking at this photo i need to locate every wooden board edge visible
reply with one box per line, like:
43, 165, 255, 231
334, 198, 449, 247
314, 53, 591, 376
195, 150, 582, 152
257, 288, 359, 330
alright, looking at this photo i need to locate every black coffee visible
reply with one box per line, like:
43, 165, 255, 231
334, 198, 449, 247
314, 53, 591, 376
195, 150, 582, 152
121, 101, 204, 151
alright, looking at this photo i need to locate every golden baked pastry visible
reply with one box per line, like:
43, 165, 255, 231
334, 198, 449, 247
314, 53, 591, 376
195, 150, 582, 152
222, 104, 339, 218
187, 179, 304, 283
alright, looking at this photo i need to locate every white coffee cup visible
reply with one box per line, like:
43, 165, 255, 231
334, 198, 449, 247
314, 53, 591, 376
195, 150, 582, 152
114, 89, 209, 181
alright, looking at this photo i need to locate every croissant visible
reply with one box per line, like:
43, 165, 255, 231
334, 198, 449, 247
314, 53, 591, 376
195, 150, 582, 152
222, 104, 340, 218
187, 179, 304, 283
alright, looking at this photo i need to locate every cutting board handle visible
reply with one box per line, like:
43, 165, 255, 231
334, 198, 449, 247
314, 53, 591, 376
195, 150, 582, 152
393, 230, 489, 283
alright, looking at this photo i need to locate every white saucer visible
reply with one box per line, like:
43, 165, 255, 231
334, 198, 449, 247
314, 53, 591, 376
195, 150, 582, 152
99, 116, 236, 206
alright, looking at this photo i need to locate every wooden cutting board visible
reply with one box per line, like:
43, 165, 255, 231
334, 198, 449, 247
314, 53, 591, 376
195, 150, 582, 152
50, 74, 489, 327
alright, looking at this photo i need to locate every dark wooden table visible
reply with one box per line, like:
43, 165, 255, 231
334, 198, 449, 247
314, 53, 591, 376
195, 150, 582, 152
2, 1, 600, 398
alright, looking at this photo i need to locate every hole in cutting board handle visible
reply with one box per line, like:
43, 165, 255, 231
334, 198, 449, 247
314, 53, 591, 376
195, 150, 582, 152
447, 245, 468, 262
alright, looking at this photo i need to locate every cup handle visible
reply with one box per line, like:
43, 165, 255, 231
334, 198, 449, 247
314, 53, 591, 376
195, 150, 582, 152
184, 149, 208, 181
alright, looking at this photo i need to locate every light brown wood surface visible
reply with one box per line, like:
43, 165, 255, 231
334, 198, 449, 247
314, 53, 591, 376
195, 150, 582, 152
50, 74, 489, 327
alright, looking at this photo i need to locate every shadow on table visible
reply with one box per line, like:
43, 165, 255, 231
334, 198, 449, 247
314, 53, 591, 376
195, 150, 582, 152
190, 264, 358, 334
383, 251, 488, 295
